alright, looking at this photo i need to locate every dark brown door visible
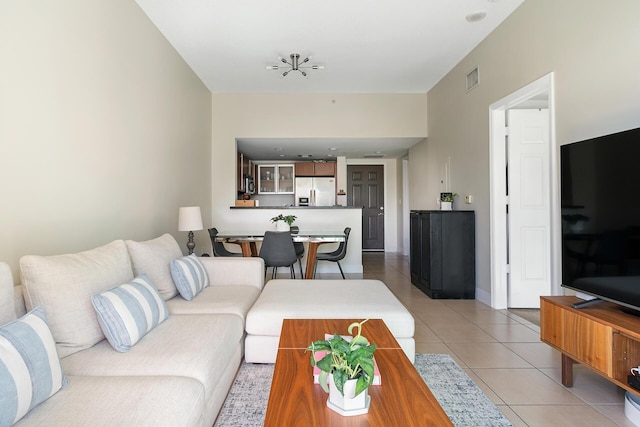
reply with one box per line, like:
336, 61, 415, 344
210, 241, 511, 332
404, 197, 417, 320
348, 165, 384, 250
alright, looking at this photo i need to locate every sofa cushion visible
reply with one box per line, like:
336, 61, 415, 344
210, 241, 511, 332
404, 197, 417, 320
20, 240, 134, 358
13, 285, 26, 319
0, 306, 68, 426
166, 285, 260, 324
14, 375, 205, 427
170, 254, 210, 301
61, 314, 243, 411
125, 234, 182, 300
91, 275, 169, 352
0, 262, 15, 324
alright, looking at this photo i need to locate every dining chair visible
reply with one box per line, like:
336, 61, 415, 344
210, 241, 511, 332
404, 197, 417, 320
208, 228, 242, 257
290, 226, 305, 279
313, 227, 351, 279
259, 231, 298, 279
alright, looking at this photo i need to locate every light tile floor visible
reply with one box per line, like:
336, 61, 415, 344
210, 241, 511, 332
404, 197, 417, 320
314, 252, 636, 427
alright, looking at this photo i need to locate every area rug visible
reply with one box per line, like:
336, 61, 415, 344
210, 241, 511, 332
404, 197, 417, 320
508, 308, 540, 326
214, 354, 512, 426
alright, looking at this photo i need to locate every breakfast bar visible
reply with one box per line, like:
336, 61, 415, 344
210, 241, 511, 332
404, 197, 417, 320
212, 206, 363, 276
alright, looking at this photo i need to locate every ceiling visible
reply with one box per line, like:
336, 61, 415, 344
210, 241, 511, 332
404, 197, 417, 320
236, 137, 425, 161
135, 0, 526, 159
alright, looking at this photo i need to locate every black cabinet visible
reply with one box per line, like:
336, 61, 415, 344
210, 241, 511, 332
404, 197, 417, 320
410, 210, 475, 299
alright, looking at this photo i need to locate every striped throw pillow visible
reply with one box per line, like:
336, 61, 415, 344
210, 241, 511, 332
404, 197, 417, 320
91, 274, 169, 352
0, 306, 68, 426
170, 254, 210, 301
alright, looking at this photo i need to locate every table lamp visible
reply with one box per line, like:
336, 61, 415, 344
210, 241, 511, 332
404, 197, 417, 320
178, 206, 203, 255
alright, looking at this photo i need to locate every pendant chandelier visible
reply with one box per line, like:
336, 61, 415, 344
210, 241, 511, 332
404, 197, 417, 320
266, 53, 324, 77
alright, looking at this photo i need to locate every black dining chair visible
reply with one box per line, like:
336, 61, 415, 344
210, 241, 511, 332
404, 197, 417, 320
313, 227, 351, 279
259, 231, 298, 279
290, 226, 305, 279
208, 228, 242, 257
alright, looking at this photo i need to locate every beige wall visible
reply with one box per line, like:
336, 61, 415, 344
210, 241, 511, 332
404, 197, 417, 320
411, 0, 640, 302
210, 93, 428, 252
0, 0, 212, 277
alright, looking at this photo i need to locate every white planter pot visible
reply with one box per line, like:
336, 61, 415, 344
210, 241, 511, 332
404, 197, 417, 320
327, 375, 370, 416
440, 201, 452, 211
275, 222, 290, 231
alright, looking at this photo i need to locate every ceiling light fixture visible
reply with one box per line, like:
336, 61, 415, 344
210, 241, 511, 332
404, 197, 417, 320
266, 53, 324, 77
466, 11, 487, 22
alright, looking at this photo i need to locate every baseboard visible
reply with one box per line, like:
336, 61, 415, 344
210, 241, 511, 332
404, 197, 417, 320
475, 287, 491, 307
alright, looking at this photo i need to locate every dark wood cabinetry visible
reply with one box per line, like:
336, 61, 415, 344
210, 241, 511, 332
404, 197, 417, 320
410, 210, 475, 299
237, 152, 253, 192
313, 162, 336, 176
295, 161, 335, 177
295, 162, 314, 176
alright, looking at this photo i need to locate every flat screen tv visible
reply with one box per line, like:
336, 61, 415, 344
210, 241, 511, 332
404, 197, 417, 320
560, 126, 640, 314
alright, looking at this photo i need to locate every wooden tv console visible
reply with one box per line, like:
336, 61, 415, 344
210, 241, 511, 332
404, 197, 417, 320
541, 296, 640, 394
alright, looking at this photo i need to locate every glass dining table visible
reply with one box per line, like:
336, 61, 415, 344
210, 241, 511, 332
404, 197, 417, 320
215, 230, 346, 279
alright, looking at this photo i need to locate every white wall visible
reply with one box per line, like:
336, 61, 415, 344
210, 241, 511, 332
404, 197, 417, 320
0, 0, 212, 277
409, 0, 640, 304
210, 93, 428, 254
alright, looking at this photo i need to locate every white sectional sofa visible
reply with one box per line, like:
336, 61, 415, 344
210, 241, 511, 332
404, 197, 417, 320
0, 234, 264, 427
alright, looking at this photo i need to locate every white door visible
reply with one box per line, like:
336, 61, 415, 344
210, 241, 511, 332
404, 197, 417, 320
507, 109, 551, 307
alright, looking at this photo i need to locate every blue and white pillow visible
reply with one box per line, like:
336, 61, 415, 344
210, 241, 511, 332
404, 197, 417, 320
170, 254, 210, 301
0, 306, 68, 426
91, 274, 169, 353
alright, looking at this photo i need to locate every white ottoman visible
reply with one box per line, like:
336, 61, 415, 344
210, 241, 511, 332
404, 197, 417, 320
245, 279, 415, 363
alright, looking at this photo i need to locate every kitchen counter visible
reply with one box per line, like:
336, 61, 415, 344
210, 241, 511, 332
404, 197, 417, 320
230, 205, 360, 209
214, 206, 363, 276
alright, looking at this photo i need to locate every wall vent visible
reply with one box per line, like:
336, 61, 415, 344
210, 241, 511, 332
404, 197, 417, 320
466, 66, 479, 92
364, 154, 385, 158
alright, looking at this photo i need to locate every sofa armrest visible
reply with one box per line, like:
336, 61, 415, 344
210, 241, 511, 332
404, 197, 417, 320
199, 257, 265, 290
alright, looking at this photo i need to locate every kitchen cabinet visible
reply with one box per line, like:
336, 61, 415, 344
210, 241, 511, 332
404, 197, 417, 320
410, 210, 475, 299
295, 162, 314, 176
258, 164, 294, 194
237, 152, 253, 192
295, 162, 335, 177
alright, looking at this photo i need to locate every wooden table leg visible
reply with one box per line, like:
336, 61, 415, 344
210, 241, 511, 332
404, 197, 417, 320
304, 242, 321, 279
561, 353, 575, 387
239, 242, 253, 257
236, 241, 258, 257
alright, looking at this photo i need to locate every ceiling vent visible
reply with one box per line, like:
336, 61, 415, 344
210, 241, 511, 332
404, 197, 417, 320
364, 153, 386, 158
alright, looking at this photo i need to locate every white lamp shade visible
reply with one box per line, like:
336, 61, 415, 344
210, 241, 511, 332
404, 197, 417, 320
178, 206, 203, 231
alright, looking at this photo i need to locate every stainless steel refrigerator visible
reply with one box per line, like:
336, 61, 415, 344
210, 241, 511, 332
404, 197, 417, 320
295, 177, 336, 206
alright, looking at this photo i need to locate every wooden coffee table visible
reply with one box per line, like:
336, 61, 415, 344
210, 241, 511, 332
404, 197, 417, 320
264, 319, 452, 426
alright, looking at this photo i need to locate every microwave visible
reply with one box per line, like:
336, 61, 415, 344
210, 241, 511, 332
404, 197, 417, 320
298, 197, 309, 206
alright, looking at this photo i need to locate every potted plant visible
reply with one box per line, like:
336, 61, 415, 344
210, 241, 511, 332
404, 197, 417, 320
440, 192, 457, 211
270, 214, 297, 231
306, 319, 377, 416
